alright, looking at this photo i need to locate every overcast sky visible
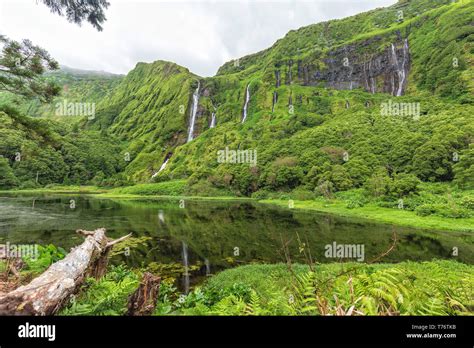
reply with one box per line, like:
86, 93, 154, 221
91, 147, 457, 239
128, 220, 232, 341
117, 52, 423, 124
0, 0, 396, 77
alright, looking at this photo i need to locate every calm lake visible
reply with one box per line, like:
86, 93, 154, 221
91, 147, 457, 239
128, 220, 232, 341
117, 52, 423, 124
0, 194, 472, 291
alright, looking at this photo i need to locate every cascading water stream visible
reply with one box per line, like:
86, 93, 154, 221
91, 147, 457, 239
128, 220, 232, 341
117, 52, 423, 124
272, 91, 278, 112
182, 241, 190, 294
204, 258, 211, 276
187, 81, 200, 142
242, 84, 250, 123
275, 70, 281, 88
210, 112, 216, 128
391, 40, 409, 96
151, 155, 171, 178
396, 39, 409, 97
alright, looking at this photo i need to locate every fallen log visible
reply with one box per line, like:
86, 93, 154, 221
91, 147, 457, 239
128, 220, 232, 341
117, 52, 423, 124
0, 228, 131, 315
126, 272, 161, 316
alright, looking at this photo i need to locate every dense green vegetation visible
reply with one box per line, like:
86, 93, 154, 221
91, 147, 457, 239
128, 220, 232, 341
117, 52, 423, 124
58, 261, 473, 316
0, 0, 473, 317
1, 0, 472, 196
0, 106, 127, 188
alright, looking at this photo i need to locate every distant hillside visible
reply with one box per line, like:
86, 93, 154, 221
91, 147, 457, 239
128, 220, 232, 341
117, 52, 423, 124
0, 67, 123, 119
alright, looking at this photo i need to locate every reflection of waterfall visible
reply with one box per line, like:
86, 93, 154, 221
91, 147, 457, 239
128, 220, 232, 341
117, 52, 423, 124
242, 84, 250, 123
158, 210, 165, 223
182, 241, 190, 294
391, 40, 409, 96
210, 112, 216, 128
187, 81, 200, 142
204, 258, 211, 276
272, 91, 278, 112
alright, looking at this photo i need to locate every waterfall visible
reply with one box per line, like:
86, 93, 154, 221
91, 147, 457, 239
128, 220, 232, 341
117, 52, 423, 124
272, 91, 278, 112
368, 60, 376, 94
347, 65, 354, 90
182, 241, 190, 294
210, 112, 216, 128
151, 156, 170, 178
396, 39, 409, 96
204, 258, 211, 276
275, 70, 281, 87
391, 40, 409, 96
187, 81, 200, 142
370, 77, 376, 94
287, 60, 293, 84
242, 84, 250, 123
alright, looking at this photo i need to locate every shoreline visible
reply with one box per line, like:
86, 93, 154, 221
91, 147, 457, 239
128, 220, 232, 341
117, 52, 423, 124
1, 186, 473, 233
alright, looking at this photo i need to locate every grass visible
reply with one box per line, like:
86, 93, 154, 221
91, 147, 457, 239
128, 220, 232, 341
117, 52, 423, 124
0, 185, 108, 194
59, 260, 474, 316
259, 198, 474, 233
191, 260, 474, 316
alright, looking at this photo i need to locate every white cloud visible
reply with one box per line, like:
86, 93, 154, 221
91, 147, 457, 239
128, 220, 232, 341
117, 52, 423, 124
0, 0, 396, 77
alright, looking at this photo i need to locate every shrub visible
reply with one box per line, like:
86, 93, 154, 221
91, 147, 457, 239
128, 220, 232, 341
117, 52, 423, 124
289, 188, 316, 201
389, 173, 421, 198
346, 199, 365, 209
436, 206, 471, 219
461, 196, 474, 210
251, 190, 271, 200
19, 180, 39, 190
414, 204, 438, 217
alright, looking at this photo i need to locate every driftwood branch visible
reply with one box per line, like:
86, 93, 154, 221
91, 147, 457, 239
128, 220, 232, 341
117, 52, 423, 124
0, 228, 131, 315
107, 233, 132, 248
126, 272, 161, 316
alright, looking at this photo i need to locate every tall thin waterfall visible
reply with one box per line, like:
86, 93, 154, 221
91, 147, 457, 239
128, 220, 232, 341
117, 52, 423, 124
182, 241, 190, 294
391, 40, 409, 96
204, 258, 211, 276
272, 91, 278, 112
275, 70, 281, 87
242, 84, 250, 123
397, 39, 409, 96
210, 112, 216, 128
187, 81, 200, 142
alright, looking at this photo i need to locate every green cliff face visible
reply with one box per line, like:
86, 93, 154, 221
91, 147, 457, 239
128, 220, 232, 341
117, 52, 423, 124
0, 0, 472, 193
83, 0, 472, 192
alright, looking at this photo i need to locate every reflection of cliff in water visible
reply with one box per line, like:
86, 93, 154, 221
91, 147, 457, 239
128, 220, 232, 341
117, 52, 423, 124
1, 194, 471, 291
1, 195, 471, 268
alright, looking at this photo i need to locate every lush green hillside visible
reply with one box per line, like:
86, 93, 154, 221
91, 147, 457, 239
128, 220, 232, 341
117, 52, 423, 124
79, 0, 473, 192
0, 66, 123, 119
0, 106, 126, 188
1, 0, 473, 201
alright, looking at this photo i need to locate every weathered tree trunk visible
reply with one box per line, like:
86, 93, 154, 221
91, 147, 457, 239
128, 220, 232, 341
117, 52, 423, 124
0, 228, 130, 315
126, 272, 161, 316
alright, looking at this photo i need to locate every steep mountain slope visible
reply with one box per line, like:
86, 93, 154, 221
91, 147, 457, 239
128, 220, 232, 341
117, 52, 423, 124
85, 0, 473, 192
0, 66, 123, 119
